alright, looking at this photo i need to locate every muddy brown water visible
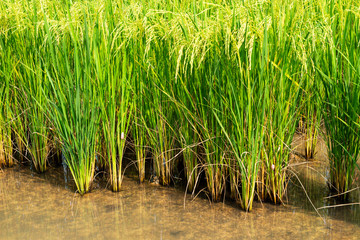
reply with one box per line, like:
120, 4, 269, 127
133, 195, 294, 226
0, 134, 359, 239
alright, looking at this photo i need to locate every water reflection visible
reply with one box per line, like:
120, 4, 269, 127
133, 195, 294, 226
290, 133, 360, 228
0, 165, 359, 239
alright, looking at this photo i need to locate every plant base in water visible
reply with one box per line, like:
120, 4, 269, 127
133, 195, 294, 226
0, 134, 13, 167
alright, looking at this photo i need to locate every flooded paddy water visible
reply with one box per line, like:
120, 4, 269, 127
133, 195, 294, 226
0, 134, 359, 239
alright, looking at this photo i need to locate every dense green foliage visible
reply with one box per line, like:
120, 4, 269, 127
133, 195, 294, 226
1, 0, 360, 208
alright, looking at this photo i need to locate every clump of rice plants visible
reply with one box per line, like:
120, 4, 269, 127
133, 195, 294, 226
11, 88, 28, 164
316, 3, 360, 198
260, 10, 303, 204
0, 41, 14, 167
97, 46, 133, 191
178, 118, 199, 193
299, 75, 322, 161
212, 33, 267, 210
91, 4, 134, 191
178, 50, 229, 202
169, 69, 200, 193
132, 86, 147, 183
45, 15, 100, 195
199, 67, 228, 202
17, 49, 50, 172
131, 57, 148, 183
132, 109, 147, 183
21, 62, 50, 173
128, 38, 151, 184
141, 41, 178, 186
145, 92, 176, 186
300, 103, 321, 160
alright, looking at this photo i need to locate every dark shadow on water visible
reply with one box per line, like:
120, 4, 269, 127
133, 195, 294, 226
286, 158, 360, 227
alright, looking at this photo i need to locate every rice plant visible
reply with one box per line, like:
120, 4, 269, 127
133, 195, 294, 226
132, 64, 147, 183
45, 13, 100, 195
261, 8, 304, 204
212, 33, 267, 209
178, 117, 199, 193
299, 74, 322, 161
145, 97, 176, 186
21, 59, 50, 173
316, 1, 360, 197
96, 44, 133, 191
17, 44, 50, 172
0, 39, 14, 167
142, 41, 178, 186
198, 63, 228, 203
